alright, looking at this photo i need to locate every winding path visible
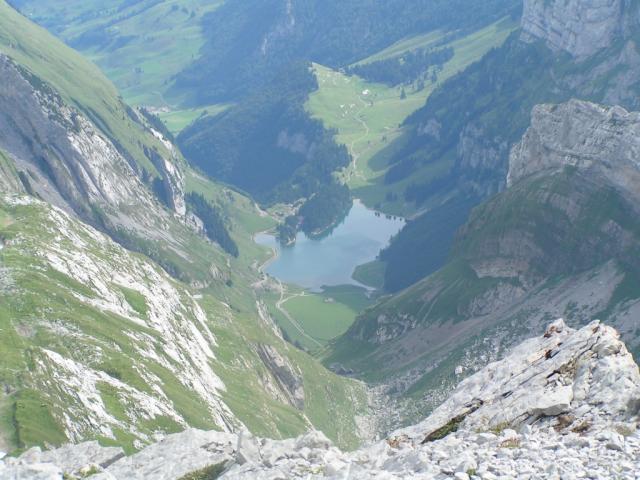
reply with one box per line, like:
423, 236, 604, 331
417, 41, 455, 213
345, 94, 373, 183
254, 237, 323, 349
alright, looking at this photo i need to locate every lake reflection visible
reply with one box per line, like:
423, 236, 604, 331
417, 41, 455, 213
256, 200, 404, 290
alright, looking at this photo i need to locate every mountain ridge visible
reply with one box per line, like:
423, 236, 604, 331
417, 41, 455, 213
373, 0, 640, 293
324, 98, 640, 427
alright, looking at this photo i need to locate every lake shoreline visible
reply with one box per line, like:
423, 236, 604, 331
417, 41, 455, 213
255, 199, 404, 291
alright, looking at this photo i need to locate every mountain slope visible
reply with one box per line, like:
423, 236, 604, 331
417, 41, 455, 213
0, 195, 368, 453
0, 1, 173, 177
325, 99, 640, 426
374, 0, 640, 292
178, 64, 351, 206
0, 2, 369, 454
174, 0, 520, 104
0, 1, 227, 287
0, 0, 188, 222
7, 0, 510, 242
6, 320, 640, 479
176, 0, 520, 236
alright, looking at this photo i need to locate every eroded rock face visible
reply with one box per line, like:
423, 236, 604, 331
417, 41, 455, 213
255, 344, 305, 410
398, 319, 640, 442
0, 54, 187, 224
0, 195, 239, 445
521, 0, 631, 57
0, 55, 152, 217
7, 322, 639, 479
508, 100, 640, 202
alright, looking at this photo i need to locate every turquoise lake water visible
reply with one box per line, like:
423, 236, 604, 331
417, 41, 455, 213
255, 200, 405, 290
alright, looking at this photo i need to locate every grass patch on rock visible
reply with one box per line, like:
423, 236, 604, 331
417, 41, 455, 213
178, 463, 227, 480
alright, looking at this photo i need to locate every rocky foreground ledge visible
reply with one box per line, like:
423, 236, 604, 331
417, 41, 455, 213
2, 320, 639, 479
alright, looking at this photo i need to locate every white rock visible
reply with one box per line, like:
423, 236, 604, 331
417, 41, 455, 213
0, 463, 63, 480
521, 0, 627, 58
106, 429, 236, 479
500, 429, 519, 440
295, 430, 333, 451
236, 430, 261, 465
520, 424, 533, 436
475, 433, 497, 445
531, 385, 573, 416
395, 321, 640, 443
456, 458, 478, 473
597, 431, 625, 451
325, 459, 348, 476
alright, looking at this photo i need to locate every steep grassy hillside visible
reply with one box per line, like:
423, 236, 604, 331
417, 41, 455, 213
0, 1, 225, 289
0, 3, 370, 454
175, 0, 519, 104
11, 0, 223, 106
0, 193, 368, 454
178, 64, 351, 206
366, 6, 640, 295
159, 104, 230, 136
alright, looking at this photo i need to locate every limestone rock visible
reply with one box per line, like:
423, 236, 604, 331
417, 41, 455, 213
521, 0, 630, 58
508, 99, 640, 204
0, 463, 63, 480
256, 344, 305, 410
236, 430, 261, 465
105, 429, 236, 480
0, 55, 155, 218
33, 441, 123, 477
399, 320, 640, 441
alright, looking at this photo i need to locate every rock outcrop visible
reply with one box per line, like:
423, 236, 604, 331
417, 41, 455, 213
521, 0, 631, 58
255, 344, 305, 410
0, 149, 24, 194
397, 319, 640, 442
0, 54, 187, 229
342, 98, 640, 417
0, 195, 238, 445
0, 55, 154, 218
508, 100, 640, 201
5, 322, 639, 479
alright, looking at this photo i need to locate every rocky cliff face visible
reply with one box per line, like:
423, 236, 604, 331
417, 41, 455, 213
6, 322, 639, 479
0, 49, 233, 286
0, 148, 24, 194
508, 99, 640, 199
0, 54, 184, 226
385, 0, 640, 250
0, 195, 238, 447
521, 0, 632, 58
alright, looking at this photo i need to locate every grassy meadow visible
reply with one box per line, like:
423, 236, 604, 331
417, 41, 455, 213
306, 16, 517, 216
159, 104, 230, 135
15, 0, 223, 107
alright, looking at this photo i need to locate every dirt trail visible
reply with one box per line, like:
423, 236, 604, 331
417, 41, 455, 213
345, 94, 373, 183
253, 237, 323, 349
275, 282, 323, 349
